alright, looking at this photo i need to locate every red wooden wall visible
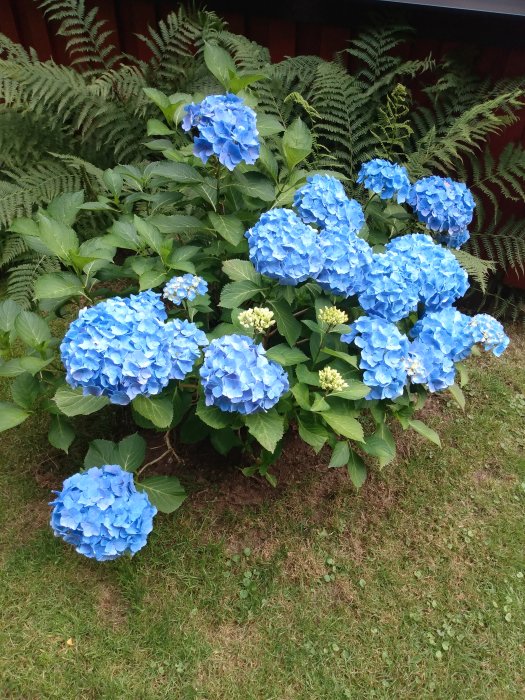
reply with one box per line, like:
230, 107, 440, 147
1, 0, 524, 286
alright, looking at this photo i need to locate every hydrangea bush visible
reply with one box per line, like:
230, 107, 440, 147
0, 46, 510, 560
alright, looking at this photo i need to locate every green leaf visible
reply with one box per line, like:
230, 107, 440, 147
143, 87, 170, 113
139, 270, 168, 291
282, 117, 313, 170
132, 395, 173, 429
137, 475, 186, 514
449, 383, 466, 410
203, 42, 237, 88
219, 281, 261, 309
103, 169, 123, 197
329, 440, 350, 468
11, 372, 39, 409
321, 348, 359, 367
54, 386, 109, 417
330, 380, 370, 400
210, 427, 242, 455
0, 356, 53, 377
222, 259, 261, 284
152, 214, 204, 235
47, 191, 84, 225
207, 213, 244, 246
118, 434, 147, 472
270, 299, 302, 346
322, 411, 364, 442
362, 425, 396, 468
244, 408, 285, 453
408, 419, 442, 447
347, 450, 367, 489
106, 218, 141, 250
0, 299, 21, 333
0, 401, 29, 432
233, 172, 275, 202
265, 344, 308, 366
84, 439, 120, 469
48, 415, 75, 453
15, 311, 51, 348
297, 414, 329, 453
36, 213, 79, 259
196, 400, 232, 429
134, 215, 164, 255
168, 245, 200, 265
292, 383, 311, 410
150, 161, 203, 184
147, 118, 174, 136
257, 113, 285, 137
34, 272, 84, 300
296, 364, 320, 386
229, 72, 266, 93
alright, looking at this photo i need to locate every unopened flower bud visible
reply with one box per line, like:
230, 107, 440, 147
238, 307, 275, 334
319, 366, 348, 393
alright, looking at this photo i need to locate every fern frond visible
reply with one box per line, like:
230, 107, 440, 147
5, 255, 60, 309
0, 234, 30, 268
39, 0, 118, 72
453, 249, 495, 293
468, 216, 525, 273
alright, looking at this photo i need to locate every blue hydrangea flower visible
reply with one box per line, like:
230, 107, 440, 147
50, 465, 157, 561
411, 307, 474, 363
316, 227, 373, 297
293, 175, 365, 233
182, 93, 259, 170
163, 274, 208, 306
358, 251, 420, 322
405, 339, 456, 392
385, 234, 469, 311
199, 334, 289, 414
408, 176, 475, 234
61, 292, 208, 405
469, 314, 510, 357
341, 316, 409, 400
357, 159, 411, 203
437, 229, 470, 249
245, 208, 324, 285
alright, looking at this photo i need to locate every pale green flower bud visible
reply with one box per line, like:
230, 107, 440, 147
319, 366, 348, 393
318, 306, 349, 327
238, 307, 275, 334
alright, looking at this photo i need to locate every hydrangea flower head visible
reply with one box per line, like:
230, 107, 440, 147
405, 339, 456, 392
411, 307, 474, 363
341, 316, 409, 400
358, 251, 420, 322
61, 292, 208, 405
245, 208, 323, 285
50, 465, 157, 561
319, 367, 348, 393
182, 93, 259, 170
437, 229, 470, 249
408, 176, 475, 234
385, 234, 469, 311
293, 175, 365, 233
163, 274, 208, 305
199, 334, 289, 414
469, 314, 510, 357
316, 227, 373, 297
238, 307, 275, 334
357, 159, 411, 203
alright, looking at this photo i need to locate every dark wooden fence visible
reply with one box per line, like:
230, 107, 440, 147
2, 0, 525, 286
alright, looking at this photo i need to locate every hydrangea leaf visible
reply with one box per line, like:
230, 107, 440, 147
297, 415, 329, 453
134, 216, 163, 255
0, 356, 53, 378
0, 299, 22, 333
322, 411, 364, 442
137, 475, 187, 514
408, 419, 442, 447
34, 272, 84, 300
222, 259, 261, 284
265, 344, 308, 367
118, 434, 147, 472
132, 396, 173, 429
54, 387, 109, 417
0, 401, 29, 432
48, 415, 75, 453
149, 161, 203, 184
233, 172, 275, 202
244, 408, 285, 453
11, 372, 40, 410
448, 383, 466, 410
36, 213, 79, 259
196, 400, 232, 429
256, 113, 285, 137
329, 380, 371, 400
15, 311, 52, 348
219, 281, 261, 309
46, 191, 84, 225
347, 450, 367, 489
203, 42, 237, 89
282, 117, 313, 170
209, 213, 245, 247
329, 440, 350, 468
270, 299, 302, 346
362, 425, 396, 468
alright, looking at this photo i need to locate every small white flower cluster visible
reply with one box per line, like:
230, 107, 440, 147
238, 307, 275, 334
318, 306, 349, 327
319, 366, 348, 393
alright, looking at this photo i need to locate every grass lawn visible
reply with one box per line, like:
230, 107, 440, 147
1, 329, 524, 700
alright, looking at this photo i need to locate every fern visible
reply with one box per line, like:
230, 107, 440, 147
39, 0, 117, 72
371, 83, 413, 160
6, 255, 60, 309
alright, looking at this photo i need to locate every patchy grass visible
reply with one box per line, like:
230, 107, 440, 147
1, 329, 524, 699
